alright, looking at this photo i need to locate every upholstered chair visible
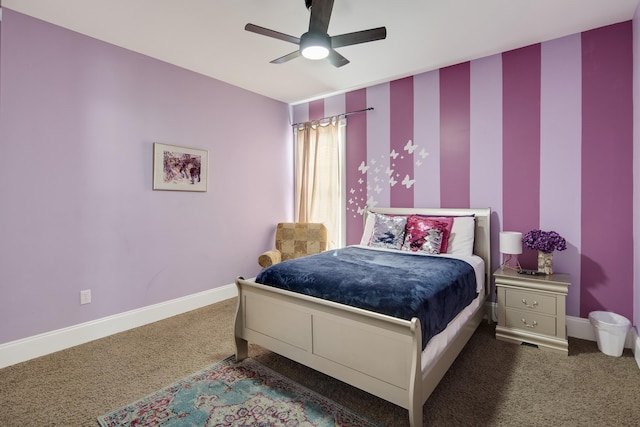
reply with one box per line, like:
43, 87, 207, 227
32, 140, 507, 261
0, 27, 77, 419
258, 222, 328, 268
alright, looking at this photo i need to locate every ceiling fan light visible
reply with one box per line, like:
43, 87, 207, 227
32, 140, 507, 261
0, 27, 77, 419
302, 45, 329, 60
300, 32, 330, 60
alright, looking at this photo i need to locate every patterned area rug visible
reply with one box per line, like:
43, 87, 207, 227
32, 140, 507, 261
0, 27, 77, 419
97, 356, 380, 427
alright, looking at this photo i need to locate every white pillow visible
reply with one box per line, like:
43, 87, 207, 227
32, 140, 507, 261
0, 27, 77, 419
360, 212, 376, 245
446, 216, 475, 256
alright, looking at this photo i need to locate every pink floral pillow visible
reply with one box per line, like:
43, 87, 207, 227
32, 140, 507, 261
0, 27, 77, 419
402, 216, 453, 254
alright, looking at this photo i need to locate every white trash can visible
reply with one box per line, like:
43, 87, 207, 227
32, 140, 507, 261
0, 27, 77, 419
588, 311, 631, 357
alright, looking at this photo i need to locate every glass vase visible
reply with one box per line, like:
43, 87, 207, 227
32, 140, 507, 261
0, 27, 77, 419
537, 251, 553, 275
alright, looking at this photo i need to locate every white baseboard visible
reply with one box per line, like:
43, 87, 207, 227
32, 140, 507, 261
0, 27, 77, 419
3, 295, 638, 371
0, 284, 237, 369
566, 315, 597, 341
566, 315, 636, 348
486, 301, 498, 323
634, 328, 640, 370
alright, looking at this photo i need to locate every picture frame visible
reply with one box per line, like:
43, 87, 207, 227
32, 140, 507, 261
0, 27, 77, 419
153, 143, 208, 192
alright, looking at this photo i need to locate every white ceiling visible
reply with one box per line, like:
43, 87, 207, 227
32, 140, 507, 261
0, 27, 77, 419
4, 0, 640, 104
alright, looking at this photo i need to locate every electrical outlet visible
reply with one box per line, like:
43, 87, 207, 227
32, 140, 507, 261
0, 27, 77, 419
80, 289, 91, 305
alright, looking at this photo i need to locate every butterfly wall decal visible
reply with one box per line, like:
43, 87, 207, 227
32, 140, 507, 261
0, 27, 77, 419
358, 161, 369, 174
402, 174, 416, 189
404, 140, 417, 154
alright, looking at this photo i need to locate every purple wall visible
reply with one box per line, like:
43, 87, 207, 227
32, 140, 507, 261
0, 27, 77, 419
440, 63, 471, 209
503, 44, 541, 270
390, 78, 414, 207
0, 9, 292, 344
634, 5, 640, 335
1, 8, 636, 345
581, 24, 634, 318
293, 22, 635, 322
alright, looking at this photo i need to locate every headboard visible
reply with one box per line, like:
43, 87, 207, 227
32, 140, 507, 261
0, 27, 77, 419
364, 207, 492, 295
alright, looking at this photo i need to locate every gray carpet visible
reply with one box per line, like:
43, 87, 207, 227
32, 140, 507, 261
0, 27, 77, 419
0, 298, 638, 426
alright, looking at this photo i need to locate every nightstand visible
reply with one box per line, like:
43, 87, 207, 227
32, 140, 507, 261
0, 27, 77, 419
494, 268, 570, 355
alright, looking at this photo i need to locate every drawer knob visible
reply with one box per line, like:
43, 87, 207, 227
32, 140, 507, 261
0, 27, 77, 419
521, 298, 538, 309
521, 318, 538, 328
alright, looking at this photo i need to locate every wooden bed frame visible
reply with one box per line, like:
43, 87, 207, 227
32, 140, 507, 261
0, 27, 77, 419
234, 207, 491, 426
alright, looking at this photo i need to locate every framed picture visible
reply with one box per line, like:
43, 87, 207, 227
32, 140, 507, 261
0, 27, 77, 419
153, 143, 208, 192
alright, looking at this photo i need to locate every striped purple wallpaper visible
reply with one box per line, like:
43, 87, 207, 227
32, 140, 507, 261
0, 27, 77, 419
440, 63, 471, 209
292, 22, 634, 320
390, 77, 415, 207
345, 89, 368, 244
581, 24, 634, 319
503, 44, 542, 270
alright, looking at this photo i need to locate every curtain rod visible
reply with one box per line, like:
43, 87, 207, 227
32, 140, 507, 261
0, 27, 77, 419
291, 107, 374, 127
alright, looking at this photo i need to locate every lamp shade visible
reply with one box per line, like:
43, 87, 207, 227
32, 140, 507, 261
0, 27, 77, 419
500, 231, 523, 255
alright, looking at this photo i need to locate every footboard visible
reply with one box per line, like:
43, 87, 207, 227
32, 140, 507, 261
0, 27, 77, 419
234, 276, 424, 425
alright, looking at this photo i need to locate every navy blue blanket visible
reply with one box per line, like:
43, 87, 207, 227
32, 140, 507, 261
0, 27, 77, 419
255, 246, 477, 350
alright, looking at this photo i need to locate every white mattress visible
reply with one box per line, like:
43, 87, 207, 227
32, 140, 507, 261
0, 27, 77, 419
421, 254, 485, 375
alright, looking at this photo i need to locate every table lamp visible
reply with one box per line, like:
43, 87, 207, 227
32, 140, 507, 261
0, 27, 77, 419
500, 231, 522, 271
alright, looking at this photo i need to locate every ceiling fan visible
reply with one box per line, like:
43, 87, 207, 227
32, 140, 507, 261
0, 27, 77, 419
245, 0, 387, 67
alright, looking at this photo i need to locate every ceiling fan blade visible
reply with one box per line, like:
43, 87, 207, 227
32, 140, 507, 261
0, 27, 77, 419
331, 27, 387, 48
271, 50, 302, 64
327, 49, 349, 68
309, 0, 334, 34
245, 23, 300, 45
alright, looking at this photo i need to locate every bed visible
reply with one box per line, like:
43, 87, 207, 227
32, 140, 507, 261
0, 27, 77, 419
234, 207, 491, 426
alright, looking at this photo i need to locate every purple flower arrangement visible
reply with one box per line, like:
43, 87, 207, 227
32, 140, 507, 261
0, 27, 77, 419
522, 229, 567, 253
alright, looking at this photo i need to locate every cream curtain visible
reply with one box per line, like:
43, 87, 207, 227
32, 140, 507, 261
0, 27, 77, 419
295, 116, 346, 249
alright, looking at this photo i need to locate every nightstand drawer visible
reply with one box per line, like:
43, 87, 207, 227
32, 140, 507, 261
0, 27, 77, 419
504, 289, 556, 315
504, 309, 556, 336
